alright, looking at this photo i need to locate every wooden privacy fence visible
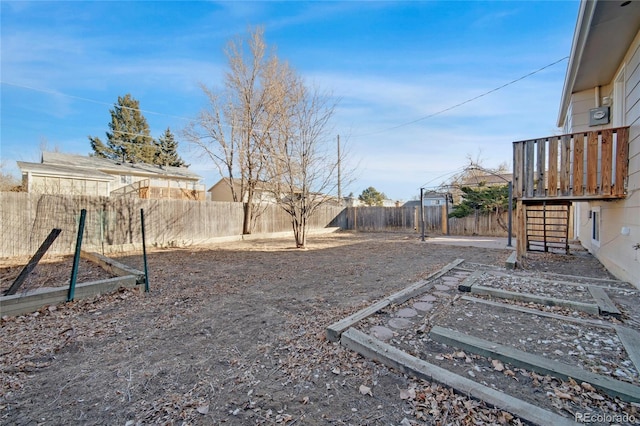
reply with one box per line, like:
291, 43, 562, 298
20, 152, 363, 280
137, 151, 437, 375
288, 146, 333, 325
0, 193, 344, 258
448, 211, 512, 237
338, 206, 513, 237
339, 206, 432, 232
1, 193, 521, 259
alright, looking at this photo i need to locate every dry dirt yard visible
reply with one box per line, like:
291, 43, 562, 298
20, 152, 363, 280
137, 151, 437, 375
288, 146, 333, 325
0, 231, 636, 425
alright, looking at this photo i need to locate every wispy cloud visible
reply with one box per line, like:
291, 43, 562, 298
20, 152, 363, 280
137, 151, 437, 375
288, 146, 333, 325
1, 1, 579, 200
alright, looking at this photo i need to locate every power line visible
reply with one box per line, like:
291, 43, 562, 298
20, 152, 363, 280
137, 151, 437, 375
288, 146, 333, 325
0, 81, 194, 122
2, 55, 569, 140
418, 165, 469, 190
354, 56, 569, 138
1, 80, 287, 138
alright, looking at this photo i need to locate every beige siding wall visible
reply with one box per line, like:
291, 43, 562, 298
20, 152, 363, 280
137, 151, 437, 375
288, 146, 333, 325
208, 184, 275, 203
572, 30, 640, 286
564, 84, 614, 133
209, 183, 235, 202
27, 175, 110, 196
628, 36, 640, 194
109, 173, 145, 192
109, 173, 199, 193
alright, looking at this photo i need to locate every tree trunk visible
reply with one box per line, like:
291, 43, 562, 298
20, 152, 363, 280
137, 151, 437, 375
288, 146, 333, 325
242, 202, 252, 235
293, 215, 306, 248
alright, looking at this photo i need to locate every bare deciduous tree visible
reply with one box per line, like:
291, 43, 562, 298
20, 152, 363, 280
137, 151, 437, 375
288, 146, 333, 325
266, 79, 344, 248
186, 27, 349, 246
0, 161, 21, 192
185, 27, 281, 234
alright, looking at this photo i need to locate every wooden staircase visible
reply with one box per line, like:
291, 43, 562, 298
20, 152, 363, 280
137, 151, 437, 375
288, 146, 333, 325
525, 201, 571, 254
512, 127, 629, 259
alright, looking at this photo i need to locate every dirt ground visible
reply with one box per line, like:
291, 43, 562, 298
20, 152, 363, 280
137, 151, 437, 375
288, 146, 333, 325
0, 231, 637, 425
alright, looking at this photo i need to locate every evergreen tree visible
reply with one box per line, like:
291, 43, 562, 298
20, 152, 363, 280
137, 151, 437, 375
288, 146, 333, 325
154, 127, 186, 167
448, 184, 509, 218
358, 186, 386, 206
89, 94, 155, 163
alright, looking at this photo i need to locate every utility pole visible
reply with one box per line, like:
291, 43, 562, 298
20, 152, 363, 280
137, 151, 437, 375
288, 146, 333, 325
420, 187, 425, 241
337, 135, 342, 203
507, 181, 513, 247
445, 192, 451, 236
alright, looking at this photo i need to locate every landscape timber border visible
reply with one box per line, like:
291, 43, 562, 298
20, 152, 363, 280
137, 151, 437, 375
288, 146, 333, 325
457, 296, 640, 375
468, 285, 601, 315
341, 327, 579, 426
326, 259, 576, 424
457, 268, 625, 316
429, 326, 640, 403
505, 251, 517, 269
460, 295, 614, 329
0, 276, 143, 317
0, 252, 145, 317
327, 258, 639, 423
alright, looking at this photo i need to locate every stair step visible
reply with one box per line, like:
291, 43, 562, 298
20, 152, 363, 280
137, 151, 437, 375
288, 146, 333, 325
525, 202, 571, 254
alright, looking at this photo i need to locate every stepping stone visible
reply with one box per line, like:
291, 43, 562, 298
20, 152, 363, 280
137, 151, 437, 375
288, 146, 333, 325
434, 285, 452, 292
370, 326, 394, 341
419, 295, 437, 302
433, 291, 451, 298
396, 308, 418, 318
388, 318, 413, 329
413, 302, 434, 312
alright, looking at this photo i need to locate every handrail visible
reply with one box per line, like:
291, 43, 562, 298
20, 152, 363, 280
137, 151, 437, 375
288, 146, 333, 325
512, 126, 629, 200
111, 178, 205, 199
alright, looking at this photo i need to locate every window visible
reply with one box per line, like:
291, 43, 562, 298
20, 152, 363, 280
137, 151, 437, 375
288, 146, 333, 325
120, 175, 132, 185
591, 207, 601, 247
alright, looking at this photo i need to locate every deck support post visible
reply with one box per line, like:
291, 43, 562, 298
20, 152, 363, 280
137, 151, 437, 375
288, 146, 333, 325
516, 200, 526, 263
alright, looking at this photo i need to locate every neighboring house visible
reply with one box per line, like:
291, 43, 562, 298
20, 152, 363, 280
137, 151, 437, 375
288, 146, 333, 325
433, 169, 513, 205
404, 191, 449, 207
18, 152, 205, 200
208, 178, 243, 202
208, 178, 278, 203
403, 192, 451, 208
461, 172, 513, 188
381, 199, 401, 207
208, 177, 339, 207
448, 171, 513, 204
423, 191, 448, 206
513, 0, 640, 285
344, 197, 400, 207
342, 195, 357, 207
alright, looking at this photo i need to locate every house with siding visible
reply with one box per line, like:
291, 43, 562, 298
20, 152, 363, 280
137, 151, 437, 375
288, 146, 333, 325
208, 178, 280, 203
513, 0, 640, 286
208, 177, 327, 205
18, 152, 205, 200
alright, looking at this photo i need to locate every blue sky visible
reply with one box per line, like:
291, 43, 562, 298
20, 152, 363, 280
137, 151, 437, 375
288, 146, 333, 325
1, 1, 579, 201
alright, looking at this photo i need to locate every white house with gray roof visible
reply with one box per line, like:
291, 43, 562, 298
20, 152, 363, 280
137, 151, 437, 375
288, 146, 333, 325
18, 152, 205, 200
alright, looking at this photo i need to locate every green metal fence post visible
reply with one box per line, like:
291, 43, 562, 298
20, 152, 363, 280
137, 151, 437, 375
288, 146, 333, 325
68, 209, 86, 302
141, 208, 150, 293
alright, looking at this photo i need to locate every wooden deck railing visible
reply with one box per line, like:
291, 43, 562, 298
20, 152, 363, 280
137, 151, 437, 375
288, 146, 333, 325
111, 179, 206, 200
512, 126, 629, 201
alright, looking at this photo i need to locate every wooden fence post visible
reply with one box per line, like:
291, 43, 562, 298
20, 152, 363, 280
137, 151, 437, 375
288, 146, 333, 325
441, 203, 448, 235
516, 201, 527, 262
